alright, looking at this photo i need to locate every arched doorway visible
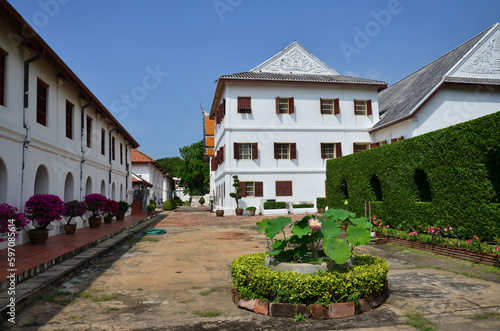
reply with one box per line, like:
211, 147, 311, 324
64, 173, 74, 202
120, 184, 124, 201
111, 182, 116, 200
85, 177, 92, 196
34, 165, 49, 195
100, 180, 106, 196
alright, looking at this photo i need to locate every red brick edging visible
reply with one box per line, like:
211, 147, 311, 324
231, 283, 388, 319
376, 233, 500, 267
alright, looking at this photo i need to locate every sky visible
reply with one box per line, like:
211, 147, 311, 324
7, 0, 500, 159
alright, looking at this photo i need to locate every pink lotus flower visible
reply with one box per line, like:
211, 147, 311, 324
496, 246, 499, 251
449, 227, 452, 231
308, 218, 322, 232
444, 228, 447, 232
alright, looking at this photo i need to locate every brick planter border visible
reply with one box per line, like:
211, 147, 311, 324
376, 233, 500, 267
231, 282, 388, 319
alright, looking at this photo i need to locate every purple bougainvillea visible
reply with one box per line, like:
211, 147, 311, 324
25, 194, 65, 230
0, 203, 29, 241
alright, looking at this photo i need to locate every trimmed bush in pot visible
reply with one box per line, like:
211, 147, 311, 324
84, 194, 107, 228
63, 200, 87, 234
25, 194, 65, 244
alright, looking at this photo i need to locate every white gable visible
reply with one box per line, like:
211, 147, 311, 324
250, 41, 338, 75
449, 25, 500, 80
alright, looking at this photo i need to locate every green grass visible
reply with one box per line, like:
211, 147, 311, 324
403, 312, 436, 331
469, 311, 500, 320
107, 307, 120, 311
79, 289, 116, 302
191, 286, 202, 289
192, 310, 221, 317
179, 299, 194, 304
199, 287, 222, 296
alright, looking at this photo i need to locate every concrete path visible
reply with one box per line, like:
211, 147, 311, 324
2, 208, 500, 330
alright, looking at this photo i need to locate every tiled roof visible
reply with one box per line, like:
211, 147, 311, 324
131, 148, 154, 163
205, 117, 214, 135
443, 76, 500, 85
219, 71, 387, 86
131, 172, 153, 187
372, 26, 493, 131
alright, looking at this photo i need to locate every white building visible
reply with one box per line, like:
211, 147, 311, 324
208, 42, 386, 214
371, 23, 500, 142
131, 149, 174, 205
0, 2, 140, 244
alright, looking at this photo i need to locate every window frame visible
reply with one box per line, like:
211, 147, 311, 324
101, 128, 106, 155
274, 143, 296, 160
276, 180, 293, 197
353, 143, 370, 153
354, 99, 372, 116
320, 98, 340, 115
237, 97, 251, 114
86, 115, 92, 148
0, 48, 7, 107
234, 142, 258, 160
36, 78, 49, 126
65, 100, 74, 139
275, 97, 294, 114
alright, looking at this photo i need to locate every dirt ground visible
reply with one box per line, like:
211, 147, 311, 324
2, 209, 500, 330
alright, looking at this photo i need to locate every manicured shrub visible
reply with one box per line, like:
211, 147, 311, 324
263, 201, 287, 210
316, 197, 327, 209
199, 197, 205, 205
231, 252, 388, 305
162, 200, 175, 211
292, 203, 314, 208
326, 112, 500, 240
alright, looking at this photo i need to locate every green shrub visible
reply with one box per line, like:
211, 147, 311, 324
316, 197, 327, 209
263, 201, 287, 210
246, 206, 256, 210
231, 253, 388, 305
292, 203, 314, 209
326, 112, 500, 241
146, 203, 156, 211
199, 197, 205, 205
162, 200, 175, 211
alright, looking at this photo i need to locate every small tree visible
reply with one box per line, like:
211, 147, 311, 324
229, 175, 242, 209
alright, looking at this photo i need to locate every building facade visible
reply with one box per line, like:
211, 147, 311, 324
208, 42, 386, 214
0, 1, 139, 245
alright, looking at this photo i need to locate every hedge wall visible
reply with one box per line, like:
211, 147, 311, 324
326, 112, 500, 241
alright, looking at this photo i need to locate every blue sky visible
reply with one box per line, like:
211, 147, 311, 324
8, 0, 500, 159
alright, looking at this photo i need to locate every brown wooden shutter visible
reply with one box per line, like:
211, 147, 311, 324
353, 143, 357, 153
367, 99, 372, 116
255, 182, 263, 197
391, 138, 397, 143
275, 181, 282, 196
252, 143, 258, 160
320, 143, 325, 159
288, 97, 294, 114
370, 143, 379, 148
320, 98, 324, 114
275, 97, 280, 114
238, 97, 243, 112
221, 146, 225, 163
286, 181, 293, 196
222, 98, 226, 116
334, 98, 340, 115
234, 142, 239, 160
290, 143, 297, 159
274, 143, 278, 159
239, 182, 247, 197
336, 143, 342, 158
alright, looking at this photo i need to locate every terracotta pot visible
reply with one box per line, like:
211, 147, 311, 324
147, 210, 152, 215
104, 216, 113, 224
88, 217, 102, 228
216, 210, 224, 217
235, 208, 244, 216
29, 229, 49, 244
64, 224, 77, 235
246, 209, 256, 216
317, 207, 326, 213
116, 214, 125, 221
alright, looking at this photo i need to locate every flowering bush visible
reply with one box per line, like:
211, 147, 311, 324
102, 199, 118, 217
25, 194, 65, 230
257, 208, 371, 264
0, 203, 29, 241
64, 200, 88, 225
83, 194, 107, 218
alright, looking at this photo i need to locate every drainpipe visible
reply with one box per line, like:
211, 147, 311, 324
108, 126, 117, 197
20, 54, 42, 211
125, 142, 132, 202
79, 101, 91, 200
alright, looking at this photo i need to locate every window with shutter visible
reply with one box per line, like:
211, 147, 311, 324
276, 97, 293, 114
353, 143, 369, 153
336, 143, 342, 157
275, 143, 290, 159
255, 182, 263, 197
276, 181, 293, 196
36, 78, 48, 126
252, 143, 258, 160
238, 97, 251, 113
65, 100, 73, 139
321, 143, 335, 159
239, 181, 247, 197
320, 98, 336, 114
354, 99, 369, 116
0, 48, 7, 106
367, 99, 372, 115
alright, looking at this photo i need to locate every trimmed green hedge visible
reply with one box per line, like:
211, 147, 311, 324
162, 200, 176, 211
292, 203, 314, 208
326, 112, 500, 240
263, 201, 287, 210
317, 197, 327, 209
231, 252, 388, 305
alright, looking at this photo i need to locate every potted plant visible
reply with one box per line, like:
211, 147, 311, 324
116, 200, 130, 221
25, 194, 65, 244
84, 193, 107, 228
147, 203, 156, 215
229, 175, 244, 215
216, 209, 224, 217
316, 197, 327, 213
199, 197, 205, 206
246, 206, 256, 216
0, 203, 29, 242
63, 200, 87, 234
102, 199, 118, 223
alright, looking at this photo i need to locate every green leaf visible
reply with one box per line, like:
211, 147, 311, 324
317, 218, 341, 239
346, 225, 371, 246
293, 244, 309, 257
292, 217, 311, 238
308, 257, 323, 264
323, 238, 352, 264
256, 218, 269, 233
324, 208, 355, 221
349, 217, 371, 229
266, 249, 282, 256
265, 216, 291, 239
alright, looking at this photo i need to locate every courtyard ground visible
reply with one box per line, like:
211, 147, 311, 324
2, 207, 500, 330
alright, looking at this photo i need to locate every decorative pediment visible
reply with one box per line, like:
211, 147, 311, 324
250, 41, 338, 75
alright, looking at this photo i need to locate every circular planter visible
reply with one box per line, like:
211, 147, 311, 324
29, 229, 49, 244
116, 214, 125, 221
246, 209, 256, 216
64, 224, 77, 235
235, 208, 244, 216
103, 216, 113, 224
216, 210, 224, 217
88, 217, 102, 228
264, 255, 356, 274
317, 207, 326, 213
